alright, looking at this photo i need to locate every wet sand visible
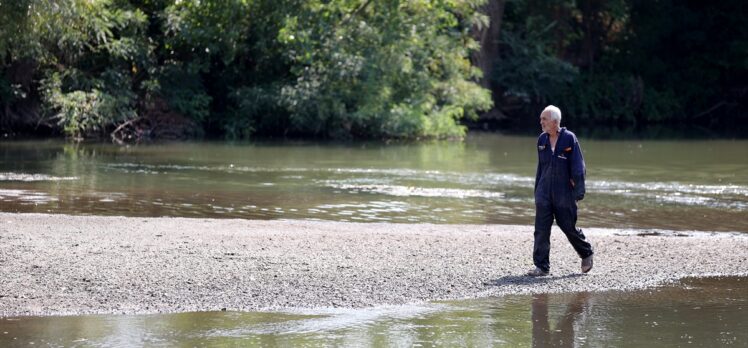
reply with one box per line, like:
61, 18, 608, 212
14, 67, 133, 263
1, 213, 746, 316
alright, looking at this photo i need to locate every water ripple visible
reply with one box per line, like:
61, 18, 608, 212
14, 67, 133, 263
0, 172, 78, 182
591, 180, 748, 197
0, 189, 58, 203
327, 184, 505, 199
102, 163, 747, 211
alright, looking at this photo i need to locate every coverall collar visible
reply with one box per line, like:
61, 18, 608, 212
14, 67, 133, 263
544, 127, 566, 154
544, 127, 566, 137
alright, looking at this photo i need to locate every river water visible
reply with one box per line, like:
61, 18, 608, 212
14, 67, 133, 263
1, 133, 747, 346
1, 277, 745, 347
1, 133, 747, 231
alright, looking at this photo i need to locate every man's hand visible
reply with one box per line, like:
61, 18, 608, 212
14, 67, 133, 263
571, 178, 584, 201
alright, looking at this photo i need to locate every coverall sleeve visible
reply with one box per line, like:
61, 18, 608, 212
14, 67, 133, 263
534, 134, 543, 193
570, 137, 586, 200
534, 161, 540, 193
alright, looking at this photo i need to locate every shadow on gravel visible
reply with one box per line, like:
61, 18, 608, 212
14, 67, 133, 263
485, 273, 585, 287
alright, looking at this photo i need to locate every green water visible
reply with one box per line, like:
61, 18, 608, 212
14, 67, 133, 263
1, 277, 745, 347
1, 133, 747, 231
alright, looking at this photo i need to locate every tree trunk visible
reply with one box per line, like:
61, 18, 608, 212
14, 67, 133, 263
577, 0, 605, 71
471, 0, 506, 122
472, 0, 506, 90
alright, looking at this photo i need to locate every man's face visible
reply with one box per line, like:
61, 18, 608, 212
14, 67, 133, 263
539, 111, 557, 133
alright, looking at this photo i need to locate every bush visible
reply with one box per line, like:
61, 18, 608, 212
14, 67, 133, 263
41, 70, 136, 139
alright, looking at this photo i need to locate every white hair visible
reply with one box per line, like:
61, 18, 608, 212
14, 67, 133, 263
542, 105, 562, 124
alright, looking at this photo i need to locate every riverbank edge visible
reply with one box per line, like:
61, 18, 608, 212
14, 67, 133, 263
1, 213, 747, 317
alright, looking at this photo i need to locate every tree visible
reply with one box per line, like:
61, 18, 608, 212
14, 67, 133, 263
1, 0, 494, 141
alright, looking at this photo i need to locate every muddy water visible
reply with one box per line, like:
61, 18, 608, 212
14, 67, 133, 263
1, 134, 746, 231
1, 277, 745, 347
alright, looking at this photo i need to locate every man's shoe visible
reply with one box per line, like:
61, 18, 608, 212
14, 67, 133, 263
527, 267, 549, 277
581, 255, 593, 273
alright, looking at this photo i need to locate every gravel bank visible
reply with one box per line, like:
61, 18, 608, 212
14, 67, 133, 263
1, 213, 746, 316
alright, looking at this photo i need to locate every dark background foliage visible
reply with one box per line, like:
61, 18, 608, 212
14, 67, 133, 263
1, 0, 745, 141
489, 0, 748, 133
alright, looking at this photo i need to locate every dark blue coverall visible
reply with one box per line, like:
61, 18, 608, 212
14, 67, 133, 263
533, 127, 593, 273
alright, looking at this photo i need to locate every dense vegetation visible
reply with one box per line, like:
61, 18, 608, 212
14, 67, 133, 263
492, 0, 748, 132
0, 0, 745, 142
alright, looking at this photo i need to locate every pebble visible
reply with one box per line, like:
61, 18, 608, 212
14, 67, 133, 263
1, 213, 747, 316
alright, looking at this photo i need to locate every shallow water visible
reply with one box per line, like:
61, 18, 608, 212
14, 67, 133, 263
1, 133, 747, 231
1, 277, 745, 347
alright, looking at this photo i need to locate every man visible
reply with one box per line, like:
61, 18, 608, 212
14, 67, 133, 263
528, 105, 593, 277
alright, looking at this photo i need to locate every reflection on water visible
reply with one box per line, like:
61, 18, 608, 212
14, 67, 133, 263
1, 134, 747, 231
1, 277, 745, 347
531, 293, 588, 348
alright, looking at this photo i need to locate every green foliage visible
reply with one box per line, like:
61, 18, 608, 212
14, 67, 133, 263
41, 70, 137, 139
5, 0, 743, 139
560, 73, 641, 122
279, 0, 492, 139
224, 84, 283, 139
149, 64, 212, 121
3, 0, 494, 140
493, 30, 578, 107
162, 0, 252, 67
0, 0, 150, 137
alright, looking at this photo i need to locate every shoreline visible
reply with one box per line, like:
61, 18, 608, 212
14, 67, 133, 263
1, 213, 747, 317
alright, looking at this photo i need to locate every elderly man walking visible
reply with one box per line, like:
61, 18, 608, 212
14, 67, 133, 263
528, 105, 593, 277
